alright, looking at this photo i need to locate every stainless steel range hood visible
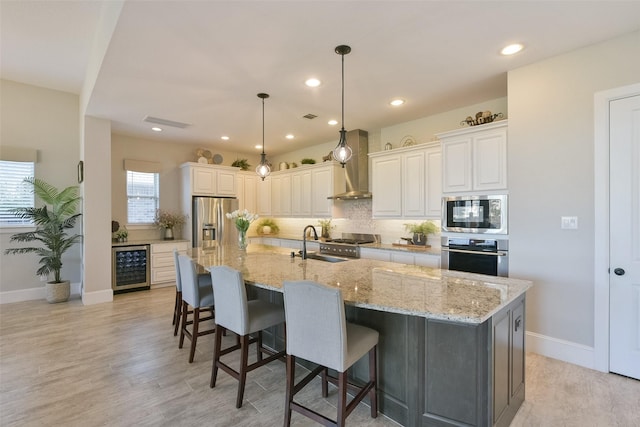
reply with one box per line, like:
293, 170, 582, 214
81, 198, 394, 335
328, 129, 371, 200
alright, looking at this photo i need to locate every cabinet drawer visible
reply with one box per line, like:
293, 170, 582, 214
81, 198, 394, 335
151, 242, 189, 254
151, 253, 175, 268
152, 267, 177, 284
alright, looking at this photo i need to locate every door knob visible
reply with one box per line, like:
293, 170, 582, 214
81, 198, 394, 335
614, 268, 625, 276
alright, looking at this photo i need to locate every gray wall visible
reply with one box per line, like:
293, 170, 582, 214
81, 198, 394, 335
508, 30, 640, 347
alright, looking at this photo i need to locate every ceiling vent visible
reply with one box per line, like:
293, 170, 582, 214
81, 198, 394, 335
302, 113, 317, 120
143, 115, 191, 129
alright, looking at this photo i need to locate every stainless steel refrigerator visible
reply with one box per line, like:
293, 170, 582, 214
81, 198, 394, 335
192, 196, 239, 249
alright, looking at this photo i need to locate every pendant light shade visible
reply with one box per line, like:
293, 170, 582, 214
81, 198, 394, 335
332, 44, 353, 167
256, 93, 271, 181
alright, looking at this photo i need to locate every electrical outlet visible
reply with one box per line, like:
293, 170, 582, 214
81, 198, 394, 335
561, 216, 578, 229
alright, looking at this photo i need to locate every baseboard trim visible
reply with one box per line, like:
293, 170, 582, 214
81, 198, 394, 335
526, 331, 595, 370
82, 289, 113, 305
0, 282, 82, 304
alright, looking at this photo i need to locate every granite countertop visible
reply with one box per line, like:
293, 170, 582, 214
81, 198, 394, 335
254, 234, 442, 256
189, 244, 531, 324
111, 239, 189, 247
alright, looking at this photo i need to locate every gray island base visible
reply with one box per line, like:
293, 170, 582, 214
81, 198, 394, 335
190, 245, 532, 427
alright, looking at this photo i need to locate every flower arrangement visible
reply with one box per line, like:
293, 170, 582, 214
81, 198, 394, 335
317, 218, 335, 239
226, 209, 258, 232
257, 218, 279, 235
154, 209, 187, 229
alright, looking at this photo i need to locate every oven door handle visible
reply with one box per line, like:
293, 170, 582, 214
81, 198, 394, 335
442, 247, 508, 256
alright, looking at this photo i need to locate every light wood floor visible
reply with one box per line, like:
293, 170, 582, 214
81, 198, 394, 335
1, 286, 638, 426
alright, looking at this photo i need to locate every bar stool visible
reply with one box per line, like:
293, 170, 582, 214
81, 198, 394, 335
172, 250, 213, 336
209, 265, 286, 408
282, 280, 378, 427
177, 254, 215, 363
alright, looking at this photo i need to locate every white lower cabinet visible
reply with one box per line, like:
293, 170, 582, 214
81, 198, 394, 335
360, 247, 440, 267
150, 241, 189, 285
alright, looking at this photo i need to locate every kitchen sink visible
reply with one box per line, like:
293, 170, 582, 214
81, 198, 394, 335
305, 253, 350, 263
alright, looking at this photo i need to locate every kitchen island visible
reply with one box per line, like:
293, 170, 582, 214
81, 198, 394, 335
190, 244, 532, 427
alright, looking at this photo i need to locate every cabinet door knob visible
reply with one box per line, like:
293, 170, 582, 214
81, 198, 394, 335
614, 268, 625, 276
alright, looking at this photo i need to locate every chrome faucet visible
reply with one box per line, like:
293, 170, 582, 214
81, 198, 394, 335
301, 225, 318, 260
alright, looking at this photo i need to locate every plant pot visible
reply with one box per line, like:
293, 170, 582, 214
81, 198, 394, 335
164, 227, 174, 240
46, 280, 70, 303
262, 225, 272, 235
412, 232, 427, 246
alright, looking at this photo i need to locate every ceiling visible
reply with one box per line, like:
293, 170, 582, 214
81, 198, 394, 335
3, 1, 640, 156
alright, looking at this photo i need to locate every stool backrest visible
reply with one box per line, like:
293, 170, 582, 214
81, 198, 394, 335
283, 280, 347, 371
210, 266, 249, 335
173, 249, 182, 292
177, 254, 201, 307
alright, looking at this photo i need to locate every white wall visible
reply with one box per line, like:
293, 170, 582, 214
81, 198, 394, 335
508, 31, 640, 357
0, 80, 81, 297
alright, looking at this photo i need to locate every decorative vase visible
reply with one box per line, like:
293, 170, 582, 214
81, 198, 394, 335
164, 227, 174, 240
412, 232, 426, 246
321, 225, 330, 239
45, 280, 70, 303
238, 229, 248, 250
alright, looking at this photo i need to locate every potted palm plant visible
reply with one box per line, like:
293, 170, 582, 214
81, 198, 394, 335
4, 177, 82, 303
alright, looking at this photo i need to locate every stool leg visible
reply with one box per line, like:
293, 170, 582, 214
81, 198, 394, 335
256, 331, 263, 362
178, 301, 188, 349
369, 345, 378, 418
188, 307, 200, 363
321, 368, 328, 397
173, 291, 182, 336
172, 290, 179, 325
210, 325, 223, 388
337, 371, 348, 427
236, 334, 250, 408
284, 354, 295, 427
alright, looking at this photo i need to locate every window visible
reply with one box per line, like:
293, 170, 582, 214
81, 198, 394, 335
0, 160, 35, 225
127, 171, 159, 223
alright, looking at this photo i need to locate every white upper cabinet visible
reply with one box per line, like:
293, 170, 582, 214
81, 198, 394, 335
256, 176, 272, 216
181, 163, 238, 197
311, 163, 344, 217
437, 120, 508, 194
291, 168, 312, 216
370, 142, 441, 219
271, 173, 292, 216
236, 171, 257, 213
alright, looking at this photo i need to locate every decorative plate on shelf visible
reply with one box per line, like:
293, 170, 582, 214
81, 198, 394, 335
203, 150, 212, 160
400, 135, 417, 147
197, 156, 208, 164
212, 154, 223, 164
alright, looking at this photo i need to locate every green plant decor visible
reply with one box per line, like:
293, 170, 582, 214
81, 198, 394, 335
404, 220, 439, 236
231, 159, 250, 170
317, 218, 335, 239
4, 177, 82, 283
300, 158, 316, 165
257, 218, 279, 235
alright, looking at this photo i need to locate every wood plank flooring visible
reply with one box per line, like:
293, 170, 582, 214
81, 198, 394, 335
1, 286, 638, 426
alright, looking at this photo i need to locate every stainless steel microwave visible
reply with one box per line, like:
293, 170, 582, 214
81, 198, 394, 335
441, 195, 508, 234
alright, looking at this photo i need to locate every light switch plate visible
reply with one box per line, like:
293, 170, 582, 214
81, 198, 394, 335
561, 216, 578, 229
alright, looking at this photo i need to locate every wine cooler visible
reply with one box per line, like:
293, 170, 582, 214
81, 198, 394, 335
112, 245, 150, 293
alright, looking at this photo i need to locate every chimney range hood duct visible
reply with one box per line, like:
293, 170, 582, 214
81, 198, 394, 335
328, 129, 372, 200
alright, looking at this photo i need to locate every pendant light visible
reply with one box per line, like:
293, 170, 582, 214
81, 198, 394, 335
332, 44, 353, 167
255, 93, 271, 181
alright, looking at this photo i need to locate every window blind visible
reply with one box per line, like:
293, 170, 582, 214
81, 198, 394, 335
0, 161, 35, 225
127, 170, 159, 223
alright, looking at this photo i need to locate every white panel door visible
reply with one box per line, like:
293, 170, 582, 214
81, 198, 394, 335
402, 150, 425, 217
610, 94, 640, 380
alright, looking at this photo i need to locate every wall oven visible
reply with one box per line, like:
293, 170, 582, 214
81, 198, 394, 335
112, 245, 150, 293
442, 194, 507, 234
441, 237, 509, 277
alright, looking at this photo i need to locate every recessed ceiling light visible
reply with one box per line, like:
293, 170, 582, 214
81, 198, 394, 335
501, 43, 524, 55
328, 119, 338, 126
286, 134, 294, 140
221, 136, 229, 140
390, 98, 405, 107
151, 127, 162, 132
305, 78, 321, 87
255, 145, 263, 150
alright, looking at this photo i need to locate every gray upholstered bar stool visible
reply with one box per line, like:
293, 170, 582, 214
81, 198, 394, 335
209, 265, 286, 408
282, 280, 378, 427
177, 254, 215, 363
172, 250, 213, 336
